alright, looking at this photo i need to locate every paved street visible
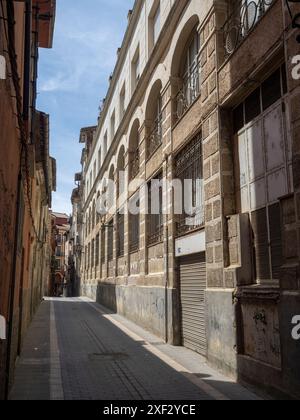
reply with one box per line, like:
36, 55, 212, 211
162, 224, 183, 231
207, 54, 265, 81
10, 298, 261, 401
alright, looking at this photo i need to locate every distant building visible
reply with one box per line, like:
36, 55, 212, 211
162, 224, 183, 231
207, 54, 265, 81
65, 184, 84, 297
51, 213, 70, 296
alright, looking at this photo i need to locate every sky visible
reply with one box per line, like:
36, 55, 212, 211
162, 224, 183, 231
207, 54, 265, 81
37, 0, 134, 214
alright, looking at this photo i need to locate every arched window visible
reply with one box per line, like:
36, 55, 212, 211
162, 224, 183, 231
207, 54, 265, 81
146, 80, 163, 159
171, 17, 200, 122
128, 120, 140, 181
117, 146, 125, 198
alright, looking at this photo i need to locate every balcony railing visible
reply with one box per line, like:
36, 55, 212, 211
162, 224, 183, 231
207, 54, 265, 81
223, 0, 274, 57
129, 148, 140, 181
147, 116, 163, 159
175, 59, 201, 122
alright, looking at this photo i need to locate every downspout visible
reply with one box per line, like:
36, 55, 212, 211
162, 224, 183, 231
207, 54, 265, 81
164, 155, 169, 344
164, 224, 169, 343
5, 0, 32, 400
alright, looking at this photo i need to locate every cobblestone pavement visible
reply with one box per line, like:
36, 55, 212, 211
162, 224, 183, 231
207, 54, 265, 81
10, 298, 261, 400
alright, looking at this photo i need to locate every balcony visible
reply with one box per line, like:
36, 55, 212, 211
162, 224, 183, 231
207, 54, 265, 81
147, 116, 163, 159
223, 0, 275, 58
175, 59, 200, 122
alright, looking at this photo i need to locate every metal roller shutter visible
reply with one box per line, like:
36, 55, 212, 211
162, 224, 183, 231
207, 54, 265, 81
179, 252, 207, 356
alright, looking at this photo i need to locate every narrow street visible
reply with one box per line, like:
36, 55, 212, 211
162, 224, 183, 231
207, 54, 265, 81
10, 298, 260, 401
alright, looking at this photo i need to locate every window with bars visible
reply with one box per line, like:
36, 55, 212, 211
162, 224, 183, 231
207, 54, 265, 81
148, 172, 164, 246
85, 246, 88, 269
147, 97, 163, 159
175, 134, 204, 236
107, 220, 114, 262
175, 29, 201, 122
101, 227, 106, 265
117, 212, 125, 257
95, 234, 100, 267
129, 196, 140, 253
91, 239, 95, 268
88, 243, 91, 269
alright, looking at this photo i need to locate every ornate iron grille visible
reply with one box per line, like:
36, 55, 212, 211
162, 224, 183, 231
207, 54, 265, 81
175, 58, 201, 122
117, 212, 125, 257
148, 173, 164, 246
147, 115, 163, 159
223, 0, 274, 57
129, 148, 140, 181
175, 134, 204, 236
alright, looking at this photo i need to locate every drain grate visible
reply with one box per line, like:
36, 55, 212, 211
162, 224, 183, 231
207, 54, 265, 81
88, 352, 128, 362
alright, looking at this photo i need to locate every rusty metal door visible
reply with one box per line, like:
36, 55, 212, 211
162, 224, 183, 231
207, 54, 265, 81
179, 253, 207, 355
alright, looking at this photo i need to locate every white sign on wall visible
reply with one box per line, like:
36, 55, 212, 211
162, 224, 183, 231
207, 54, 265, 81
0, 55, 6, 80
0, 316, 6, 340
175, 230, 206, 257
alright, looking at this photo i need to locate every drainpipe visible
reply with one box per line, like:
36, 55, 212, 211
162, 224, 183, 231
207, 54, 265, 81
164, 155, 169, 344
164, 224, 169, 344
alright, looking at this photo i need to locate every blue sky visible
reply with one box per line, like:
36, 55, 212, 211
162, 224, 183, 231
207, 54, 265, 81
37, 0, 134, 214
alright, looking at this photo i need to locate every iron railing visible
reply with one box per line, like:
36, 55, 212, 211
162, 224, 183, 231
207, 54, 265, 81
223, 0, 274, 57
129, 148, 140, 181
175, 59, 201, 122
147, 116, 163, 159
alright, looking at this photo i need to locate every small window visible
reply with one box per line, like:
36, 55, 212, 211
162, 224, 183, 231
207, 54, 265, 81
149, 2, 161, 52
103, 132, 108, 155
93, 161, 97, 182
262, 68, 281, 111
111, 110, 116, 140
119, 84, 126, 120
245, 88, 261, 124
98, 148, 102, 172
117, 212, 125, 257
233, 103, 244, 133
132, 47, 140, 92
153, 5, 160, 44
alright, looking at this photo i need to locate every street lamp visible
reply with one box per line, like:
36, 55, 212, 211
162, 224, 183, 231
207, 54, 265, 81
286, 0, 300, 42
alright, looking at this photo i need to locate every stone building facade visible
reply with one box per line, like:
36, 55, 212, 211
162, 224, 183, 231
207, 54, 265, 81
0, 0, 56, 399
77, 0, 300, 398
